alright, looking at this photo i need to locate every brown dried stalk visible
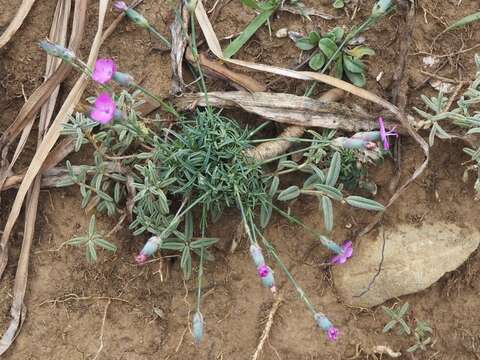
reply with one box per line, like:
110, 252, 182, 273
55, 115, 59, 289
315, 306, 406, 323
170, 0, 189, 95
0, 0, 37, 48
175, 91, 402, 132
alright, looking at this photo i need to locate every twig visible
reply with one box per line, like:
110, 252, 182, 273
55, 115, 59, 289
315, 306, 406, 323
419, 70, 467, 84
353, 226, 386, 298
92, 299, 111, 360
251, 295, 283, 360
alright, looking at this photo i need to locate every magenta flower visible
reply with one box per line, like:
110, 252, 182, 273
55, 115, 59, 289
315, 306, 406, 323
135, 253, 148, 264
327, 327, 340, 341
90, 92, 116, 124
113, 1, 128, 11
330, 241, 353, 265
378, 117, 398, 150
92, 58, 116, 84
257, 264, 269, 278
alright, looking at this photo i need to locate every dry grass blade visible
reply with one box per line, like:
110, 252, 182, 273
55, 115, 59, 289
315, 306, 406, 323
194, 0, 429, 223
0, 0, 87, 197
170, 0, 189, 95
0, 0, 37, 49
185, 50, 267, 92
0, 0, 109, 283
0, 0, 72, 354
175, 91, 401, 132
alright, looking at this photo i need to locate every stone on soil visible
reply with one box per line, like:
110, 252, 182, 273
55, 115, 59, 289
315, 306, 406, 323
333, 223, 480, 307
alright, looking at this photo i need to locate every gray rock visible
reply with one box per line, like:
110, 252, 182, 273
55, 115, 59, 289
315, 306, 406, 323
333, 223, 480, 307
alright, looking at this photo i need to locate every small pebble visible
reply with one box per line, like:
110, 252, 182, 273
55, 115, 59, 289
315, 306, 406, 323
276, 28, 288, 38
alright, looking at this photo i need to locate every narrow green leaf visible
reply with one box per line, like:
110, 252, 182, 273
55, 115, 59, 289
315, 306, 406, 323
278, 186, 300, 201
223, 8, 275, 58
321, 196, 334, 233
345, 196, 385, 211
94, 238, 117, 252
66, 237, 87, 246
184, 211, 193, 241
88, 215, 97, 238
86, 242, 97, 263
269, 176, 280, 197
383, 320, 397, 333
312, 184, 343, 201
190, 238, 218, 249
161, 242, 185, 251
326, 151, 341, 186
445, 11, 480, 32
260, 202, 272, 228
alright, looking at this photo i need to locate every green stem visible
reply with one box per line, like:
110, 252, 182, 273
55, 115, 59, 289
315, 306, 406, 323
132, 83, 180, 118
148, 25, 172, 48
254, 226, 316, 315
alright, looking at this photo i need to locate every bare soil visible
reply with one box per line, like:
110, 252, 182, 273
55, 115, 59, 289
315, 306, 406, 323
1, 0, 480, 359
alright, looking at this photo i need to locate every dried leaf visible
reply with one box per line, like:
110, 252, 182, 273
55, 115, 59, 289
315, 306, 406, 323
0, 0, 37, 49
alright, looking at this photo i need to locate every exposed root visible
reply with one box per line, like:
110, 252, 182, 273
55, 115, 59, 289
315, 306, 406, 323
251, 295, 283, 360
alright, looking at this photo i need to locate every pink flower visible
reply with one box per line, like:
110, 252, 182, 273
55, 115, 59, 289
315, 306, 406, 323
92, 58, 116, 84
90, 92, 116, 124
378, 117, 398, 150
330, 241, 353, 265
135, 253, 148, 264
257, 264, 269, 278
327, 327, 339, 341
113, 1, 128, 11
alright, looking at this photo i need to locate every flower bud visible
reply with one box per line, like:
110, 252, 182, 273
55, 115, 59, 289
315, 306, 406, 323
39, 40, 76, 63
351, 131, 381, 142
126, 8, 150, 28
192, 312, 204, 345
333, 137, 369, 150
257, 264, 276, 293
314, 313, 339, 341
135, 236, 161, 264
249, 244, 265, 267
113, 71, 135, 87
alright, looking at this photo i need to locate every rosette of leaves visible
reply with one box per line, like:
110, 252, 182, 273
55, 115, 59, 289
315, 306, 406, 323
295, 27, 375, 87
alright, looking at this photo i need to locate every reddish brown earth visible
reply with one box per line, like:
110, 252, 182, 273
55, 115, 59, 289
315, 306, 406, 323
1, 0, 480, 359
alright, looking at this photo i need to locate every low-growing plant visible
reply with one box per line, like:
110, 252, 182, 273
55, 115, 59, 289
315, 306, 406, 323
413, 54, 480, 197
296, 27, 375, 87
39, 0, 398, 347
382, 302, 434, 354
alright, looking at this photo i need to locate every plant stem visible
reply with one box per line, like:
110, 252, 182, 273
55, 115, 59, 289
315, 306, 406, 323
254, 226, 316, 315
132, 83, 180, 118
148, 25, 172, 48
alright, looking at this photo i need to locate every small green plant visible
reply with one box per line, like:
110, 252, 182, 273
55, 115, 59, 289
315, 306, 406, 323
413, 54, 480, 197
382, 302, 411, 335
407, 320, 433, 353
332, 0, 344, 9
296, 27, 374, 87
65, 215, 117, 262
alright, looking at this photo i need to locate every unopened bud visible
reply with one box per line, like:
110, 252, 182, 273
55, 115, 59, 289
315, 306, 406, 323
39, 40, 76, 63
249, 244, 265, 267
113, 71, 135, 87
192, 312, 204, 345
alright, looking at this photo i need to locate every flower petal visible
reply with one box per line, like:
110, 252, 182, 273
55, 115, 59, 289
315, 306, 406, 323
90, 92, 116, 124
92, 58, 116, 84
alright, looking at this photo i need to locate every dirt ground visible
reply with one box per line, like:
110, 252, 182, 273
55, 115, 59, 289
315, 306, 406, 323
1, 0, 480, 359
